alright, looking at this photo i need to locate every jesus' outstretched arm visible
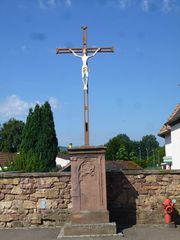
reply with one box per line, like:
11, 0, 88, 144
88, 48, 101, 59
69, 49, 82, 58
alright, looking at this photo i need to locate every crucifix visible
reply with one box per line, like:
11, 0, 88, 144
56, 26, 114, 146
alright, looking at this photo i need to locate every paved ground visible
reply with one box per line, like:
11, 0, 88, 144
0, 227, 60, 240
0, 225, 180, 240
122, 225, 180, 240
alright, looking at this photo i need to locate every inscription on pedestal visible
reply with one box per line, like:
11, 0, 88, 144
79, 161, 95, 181
79, 160, 97, 210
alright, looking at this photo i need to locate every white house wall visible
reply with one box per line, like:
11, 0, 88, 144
55, 157, 70, 167
165, 134, 172, 157
171, 122, 180, 169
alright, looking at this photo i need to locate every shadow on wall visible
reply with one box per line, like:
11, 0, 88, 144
106, 171, 138, 227
174, 208, 180, 225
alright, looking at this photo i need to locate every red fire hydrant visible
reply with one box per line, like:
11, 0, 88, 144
162, 198, 174, 224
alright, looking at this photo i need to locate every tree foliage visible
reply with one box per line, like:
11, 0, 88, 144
115, 145, 129, 160
14, 102, 58, 172
140, 134, 159, 160
105, 133, 164, 169
7, 151, 43, 172
105, 134, 132, 160
0, 119, 25, 152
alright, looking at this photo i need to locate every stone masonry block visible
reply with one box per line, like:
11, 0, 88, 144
146, 175, 157, 182
23, 200, 36, 209
5, 194, 15, 201
0, 178, 19, 185
11, 185, 22, 195
0, 215, 14, 222
38, 177, 59, 188
0, 201, 12, 210
45, 188, 59, 199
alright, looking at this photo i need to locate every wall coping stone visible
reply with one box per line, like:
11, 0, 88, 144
0, 172, 71, 178
122, 169, 180, 175
1, 169, 180, 178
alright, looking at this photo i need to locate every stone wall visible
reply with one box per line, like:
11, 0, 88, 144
107, 170, 180, 226
0, 170, 180, 228
0, 172, 71, 228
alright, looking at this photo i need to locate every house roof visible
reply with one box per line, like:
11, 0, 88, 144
158, 102, 180, 138
57, 153, 70, 160
166, 102, 180, 125
0, 152, 15, 167
106, 160, 142, 171
158, 124, 171, 138
59, 160, 142, 173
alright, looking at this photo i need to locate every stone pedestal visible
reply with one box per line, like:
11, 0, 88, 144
69, 146, 109, 224
58, 146, 120, 239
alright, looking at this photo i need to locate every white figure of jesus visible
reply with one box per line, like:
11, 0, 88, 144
69, 48, 101, 90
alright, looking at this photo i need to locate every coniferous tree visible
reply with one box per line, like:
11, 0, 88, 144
17, 102, 58, 172
36, 102, 58, 169
20, 105, 41, 153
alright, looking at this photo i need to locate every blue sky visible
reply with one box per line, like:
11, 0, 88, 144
0, 0, 180, 147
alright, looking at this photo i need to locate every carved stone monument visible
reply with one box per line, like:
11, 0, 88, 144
69, 146, 109, 224
56, 27, 121, 239
57, 146, 120, 239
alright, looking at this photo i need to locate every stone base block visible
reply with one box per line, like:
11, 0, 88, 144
57, 222, 123, 239
64, 222, 116, 236
58, 234, 123, 240
71, 211, 109, 224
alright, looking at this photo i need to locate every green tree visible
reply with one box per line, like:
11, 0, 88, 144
157, 146, 165, 163
36, 102, 58, 169
115, 145, 129, 160
105, 133, 161, 169
18, 102, 58, 172
131, 141, 140, 159
146, 146, 165, 168
129, 151, 137, 161
105, 134, 132, 160
20, 105, 41, 154
7, 151, 42, 172
140, 135, 159, 161
0, 119, 25, 152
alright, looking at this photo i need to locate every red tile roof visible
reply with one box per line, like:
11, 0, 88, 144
158, 124, 171, 137
0, 152, 15, 167
159, 102, 180, 138
166, 102, 180, 125
106, 160, 142, 171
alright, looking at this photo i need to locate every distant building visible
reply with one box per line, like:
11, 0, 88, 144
158, 103, 180, 169
56, 153, 70, 168
0, 152, 15, 171
106, 160, 142, 172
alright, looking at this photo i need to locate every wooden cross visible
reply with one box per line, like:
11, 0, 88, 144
56, 26, 114, 146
